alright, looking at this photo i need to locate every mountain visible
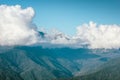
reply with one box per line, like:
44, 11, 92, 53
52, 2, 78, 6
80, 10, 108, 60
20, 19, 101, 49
38, 31, 45, 38
0, 46, 120, 80
38, 31, 71, 45
70, 57, 120, 80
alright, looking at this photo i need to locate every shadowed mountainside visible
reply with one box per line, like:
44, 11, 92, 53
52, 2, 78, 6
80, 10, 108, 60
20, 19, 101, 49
0, 46, 120, 80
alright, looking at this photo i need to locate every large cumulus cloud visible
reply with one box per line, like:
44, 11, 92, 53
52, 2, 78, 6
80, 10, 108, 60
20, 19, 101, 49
0, 5, 38, 46
74, 22, 120, 49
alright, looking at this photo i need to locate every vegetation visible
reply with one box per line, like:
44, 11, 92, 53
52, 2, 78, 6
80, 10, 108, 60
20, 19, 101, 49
70, 58, 120, 80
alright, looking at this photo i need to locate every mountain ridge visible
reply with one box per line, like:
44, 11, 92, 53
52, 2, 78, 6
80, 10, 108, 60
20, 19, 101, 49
0, 46, 120, 80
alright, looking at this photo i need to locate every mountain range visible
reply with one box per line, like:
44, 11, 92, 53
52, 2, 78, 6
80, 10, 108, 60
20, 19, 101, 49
0, 45, 120, 80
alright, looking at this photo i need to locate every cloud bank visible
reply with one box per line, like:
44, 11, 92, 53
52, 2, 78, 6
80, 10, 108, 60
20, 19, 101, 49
1, 5, 120, 49
75, 22, 120, 49
42, 22, 120, 49
0, 5, 38, 46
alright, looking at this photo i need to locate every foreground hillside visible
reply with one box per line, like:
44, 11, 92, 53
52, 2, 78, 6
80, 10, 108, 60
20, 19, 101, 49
0, 46, 120, 80
70, 57, 120, 80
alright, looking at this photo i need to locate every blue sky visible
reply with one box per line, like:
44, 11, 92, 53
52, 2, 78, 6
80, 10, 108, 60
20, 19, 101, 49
0, 0, 120, 35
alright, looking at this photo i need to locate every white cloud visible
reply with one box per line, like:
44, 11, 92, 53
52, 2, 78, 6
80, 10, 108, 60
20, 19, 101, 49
35, 22, 120, 49
75, 21, 120, 49
0, 5, 38, 46
1, 5, 120, 49
45, 29, 75, 44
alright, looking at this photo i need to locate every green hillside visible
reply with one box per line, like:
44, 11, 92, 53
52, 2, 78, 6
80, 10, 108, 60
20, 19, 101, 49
70, 57, 120, 80
0, 46, 120, 80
